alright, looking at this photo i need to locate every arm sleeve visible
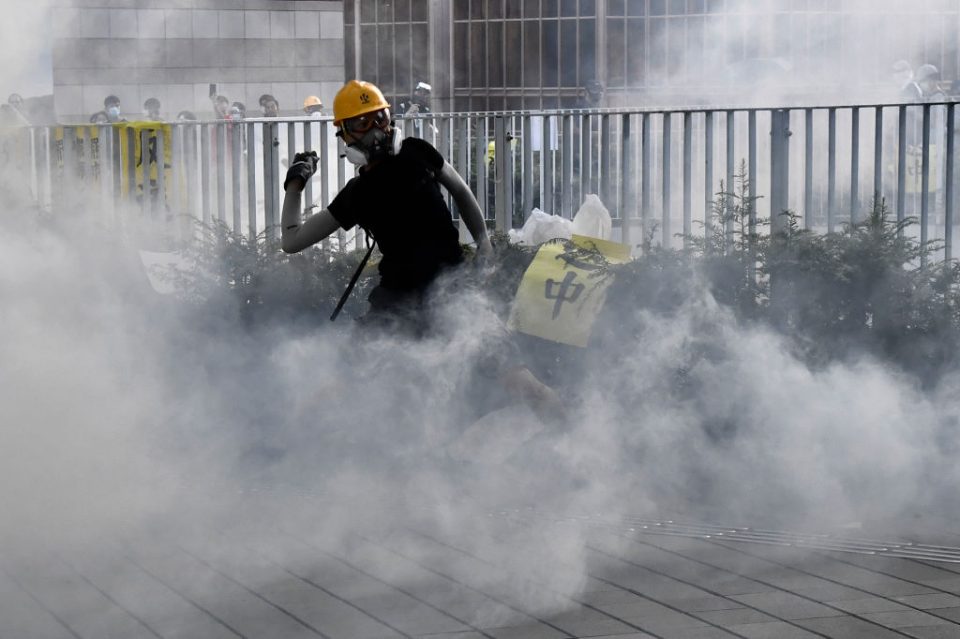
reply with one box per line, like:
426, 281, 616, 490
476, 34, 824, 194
326, 179, 358, 231
438, 162, 488, 246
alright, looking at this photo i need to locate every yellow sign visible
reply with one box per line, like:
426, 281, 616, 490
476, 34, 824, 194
508, 234, 631, 348
904, 144, 940, 194
53, 125, 102, 186
116, 121, 172, 199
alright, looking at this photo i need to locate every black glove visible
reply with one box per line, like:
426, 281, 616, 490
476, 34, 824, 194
284, 151, 318, 191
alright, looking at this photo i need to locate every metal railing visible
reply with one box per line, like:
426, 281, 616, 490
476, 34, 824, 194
5, 100, 959, 259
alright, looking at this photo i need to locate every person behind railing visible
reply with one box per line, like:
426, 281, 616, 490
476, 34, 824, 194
102, 95, 126, 123
399, 81, 433, 140
6, 94, 30, 125
259, 94, 280, 118
143, 97, 162, 121
916, 64, 948, 214
280, 79, 563, 421
303, 95, 324, 118
891, 60, 923, 101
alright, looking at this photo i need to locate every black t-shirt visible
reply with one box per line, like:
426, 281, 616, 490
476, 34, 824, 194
328, 138, 463, 291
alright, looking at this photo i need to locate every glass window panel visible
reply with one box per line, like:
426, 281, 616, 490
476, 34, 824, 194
580, 0, 596, 16
471, 22, 486, 87
607, 18, 625, 86
376, 0, 393, 21
561, 0, 577, 17
454, 22, 469, 88
471, 0, 487, 19
377, 24, 395, 93
665, 18, 684, 81
524, 0, 540, 18
542, 19, 559, 86
608, 0, 625, 15
411, 0, 428, 21
454, 1, 469, 20
489, 0, 503, 20
360, 25, 378, 80
394, 0, 411, 21
543, 96, 559, 109
688, 0, 705, 12
560, 19, 577, 86
687, 16, 704, 84
360, 0, 376, 23
506, 1, 522, 18
650, 0, 665, 16
345, 0, 355, 23
506, 20, 522, 85
626, 18, 645, 86
578, 18, 596, 84
345, 25, 355, 76
543, 0, 559, 18
668, 0, 684, 14
396, 24, 412, 94
628, 0, 645, 16
489, 21, 504, 86
707, 0, 724, 12
523, 19, 541, 86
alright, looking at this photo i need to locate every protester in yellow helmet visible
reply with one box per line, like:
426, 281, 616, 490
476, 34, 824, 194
281, 79, 492, 332
302, 95, 323, 117
281, 79, 563, 421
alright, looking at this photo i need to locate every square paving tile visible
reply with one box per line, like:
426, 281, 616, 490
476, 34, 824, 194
730, 591, 843, 620
895, 594, 960, 610
695, 607, 779, 626
796, 616, 912, 638
898, 626, 960, 639
725, 621, 822, 638
826, 597, 910, 614
860, 610, 952, 628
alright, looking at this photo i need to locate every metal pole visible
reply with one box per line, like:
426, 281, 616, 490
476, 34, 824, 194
850, 106, 859, 224
682, 111, 692, 246
200, 124, 210, 226
543, 116, 553, 216
804, 109, 813, 230
827, 108, 836, 232
620, 114, 633, 248
874, 106, 883, 209
726, 110, 735, 249
641, 112, 651, 245
704, 111, 714, 238
582, 113, 594, 195
216, 124, 226, 223
562, 114, 573, 217
156, 126, 167, 223
600, 114, 612, 215
303, 121, 313, 209
246, 121, 257, 238
662, 113, 671, 248
140, 128, 151, 218
231, 123, 241, 234
770, 109, 790, 234
748, 110, 757, 237
897, 106, 907, 227
946, 104, 955, 262
921, 103, 931, 264
475, 116, 488, 219
522, 115, 533, 219
494, 116, 508, 231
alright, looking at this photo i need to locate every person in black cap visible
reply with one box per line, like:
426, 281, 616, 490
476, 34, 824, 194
103, 95, 125, 122
143, 97, 162, 121
259, 94, 279, 118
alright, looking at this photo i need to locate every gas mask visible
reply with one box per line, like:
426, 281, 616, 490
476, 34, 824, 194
343, 126, 401, 167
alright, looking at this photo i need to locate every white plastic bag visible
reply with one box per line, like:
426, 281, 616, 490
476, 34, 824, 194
508, 208, 573, 245
570, 193, 613, 241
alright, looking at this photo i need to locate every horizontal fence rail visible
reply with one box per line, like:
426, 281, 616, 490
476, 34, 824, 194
4, 101, 958, 260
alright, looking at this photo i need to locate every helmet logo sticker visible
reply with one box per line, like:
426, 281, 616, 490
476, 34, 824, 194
359, 93, 370, 104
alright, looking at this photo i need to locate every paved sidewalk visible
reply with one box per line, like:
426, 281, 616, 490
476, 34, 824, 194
5, 514, 960, 638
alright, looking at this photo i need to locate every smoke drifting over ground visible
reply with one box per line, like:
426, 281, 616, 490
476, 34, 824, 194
4, 182, 960, 623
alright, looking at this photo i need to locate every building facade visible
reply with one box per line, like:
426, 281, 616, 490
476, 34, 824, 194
344, 0, 960, 112
51, 0, 345, 123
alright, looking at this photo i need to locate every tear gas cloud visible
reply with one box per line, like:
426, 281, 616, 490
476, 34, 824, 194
2, 0, 960, 628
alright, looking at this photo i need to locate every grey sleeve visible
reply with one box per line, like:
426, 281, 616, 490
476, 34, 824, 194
280, 186, 341, 253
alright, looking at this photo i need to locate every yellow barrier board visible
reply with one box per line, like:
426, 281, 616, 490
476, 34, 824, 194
53, 125, 102, 185
508, 234, 631, 348
117, 121, 172, 198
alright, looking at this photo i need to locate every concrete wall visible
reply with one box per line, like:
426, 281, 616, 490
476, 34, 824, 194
51, 0, 344, 122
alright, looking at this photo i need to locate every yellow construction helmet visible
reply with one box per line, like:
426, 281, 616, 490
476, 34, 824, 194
333, 80, 390, 126
303, 95, 323, 109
